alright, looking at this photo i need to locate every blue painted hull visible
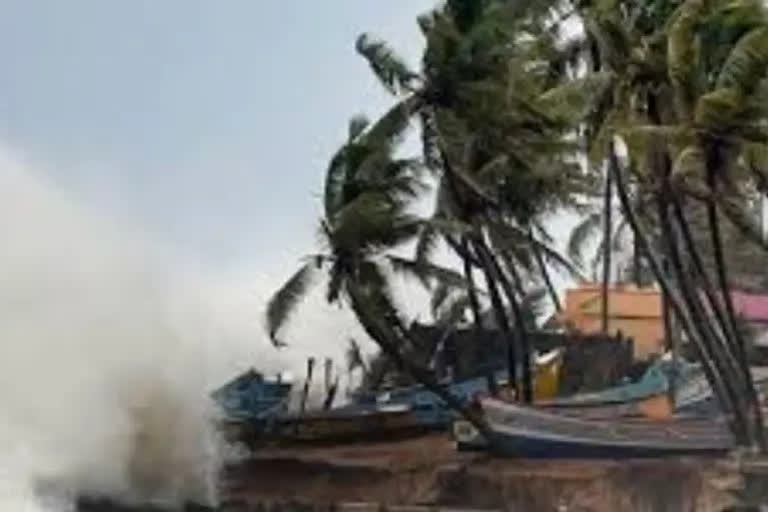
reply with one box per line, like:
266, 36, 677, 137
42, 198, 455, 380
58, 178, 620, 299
484, 432, 729, 459
470, 398, 732, 459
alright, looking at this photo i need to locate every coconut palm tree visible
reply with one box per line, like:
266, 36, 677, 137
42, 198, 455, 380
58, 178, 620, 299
357, 0, 587, 402
568, 0, 768, 448
265, 113, 492, 436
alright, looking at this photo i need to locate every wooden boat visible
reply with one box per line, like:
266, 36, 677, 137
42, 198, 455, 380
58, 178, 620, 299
229, 403, 432, 448
542, 357, 700, 407
211, 369, 291, 420
465, 397, 732, 458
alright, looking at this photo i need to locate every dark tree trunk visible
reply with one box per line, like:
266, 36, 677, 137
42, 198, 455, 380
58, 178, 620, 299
602, 163, 613, 333
473, 238, 519, 397
707, 162, 766, 450
608, 142, 747, 442
632, 233, 642, 286
347, 284, 493, 440
672, 200, 731, 339
462, 237, 498, 396
476, 236, 534, 403
656, 196, 680, 399
660, 202, 749, 442
299, 357, 315, 419
530, 229, 563, 312
652, 146, 750, 442
502, 253, 536, 404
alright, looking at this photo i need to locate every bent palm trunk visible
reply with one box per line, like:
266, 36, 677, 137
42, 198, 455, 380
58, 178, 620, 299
473, 238, 519, 397
602, 162, 613, 333
347, 283, 494, 442
530, 229, 562, 312
462, 237, 498, 396
609, 142, 746, 442
707, 164, 766, 451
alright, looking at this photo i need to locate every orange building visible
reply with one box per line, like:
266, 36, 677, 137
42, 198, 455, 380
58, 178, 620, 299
562, 284, 665, 360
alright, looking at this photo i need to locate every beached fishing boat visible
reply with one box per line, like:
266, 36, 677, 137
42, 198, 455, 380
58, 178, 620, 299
261, 403, 430, 445
542, 356, 700, 407
462, 397, 732, 458
356, 348, 564, 424
211, 369, 292, 420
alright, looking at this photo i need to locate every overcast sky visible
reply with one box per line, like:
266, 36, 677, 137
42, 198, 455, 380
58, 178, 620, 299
0, 1, 436, 276
0, 2, 587, 381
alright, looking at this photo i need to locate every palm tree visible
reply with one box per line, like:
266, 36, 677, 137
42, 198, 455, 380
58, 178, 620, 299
568, 0, 768, 448
265, 113, 492, 436
357, 0, 586, 402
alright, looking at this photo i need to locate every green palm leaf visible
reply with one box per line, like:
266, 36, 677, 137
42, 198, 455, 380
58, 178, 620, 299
430, 280, 453, 318
568, 211, 603, 268
668, 0, 706, 119
716, 26, 768, 94
265, 262, 318, 346
348, 115, 370, 142
415, 222, 441, 265
386, 255, 468, 290
356, 34, 419, 96
435, 293, 471, 327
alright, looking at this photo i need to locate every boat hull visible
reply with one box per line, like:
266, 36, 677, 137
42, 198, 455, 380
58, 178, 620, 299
476, 397, 732, 458
484, 428, 729, 459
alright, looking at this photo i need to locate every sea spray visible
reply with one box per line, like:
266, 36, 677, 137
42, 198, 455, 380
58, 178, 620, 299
0, 147, 224, 510
0, 144, 371, 510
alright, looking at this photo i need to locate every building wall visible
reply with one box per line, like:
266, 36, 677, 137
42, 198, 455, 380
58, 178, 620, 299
564, 285, 665, 360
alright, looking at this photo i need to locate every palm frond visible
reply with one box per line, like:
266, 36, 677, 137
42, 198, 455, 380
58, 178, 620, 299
568, 212, 603, 268
386, 255, 467, 290
718, 193, 768, 251
537, 72, 615, 123
435, 293, 471, 327
519, 286, 548, 324
671, 144, 707, 184
716, 26, 768, 95
365, 96, 418, 148
265, 262, 318, 346
324, 144, 350, 221
348, 115, 370, 143
532, 237, 587, 282
668, 0, 706, 119
694, 87, 745, 129
345, 338, 368, 373
356, 34, 419, 96
430, 280, 453, 318
416, 222, 441, 264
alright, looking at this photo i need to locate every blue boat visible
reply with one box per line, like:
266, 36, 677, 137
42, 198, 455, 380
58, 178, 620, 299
465, 397, 732, 458
211, 368, 292, 421
358, 371, 508, 427
543, 357, 700, 407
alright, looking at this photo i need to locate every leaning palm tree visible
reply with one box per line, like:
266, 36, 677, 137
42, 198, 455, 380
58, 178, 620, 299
357, 0, 586, 402
572, 0, 768, 449
265, 113, 491, 436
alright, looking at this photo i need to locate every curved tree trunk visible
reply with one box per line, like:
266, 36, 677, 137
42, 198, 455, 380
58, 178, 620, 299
530, 229, 562, 313
347, 283, 494, 441
707, 164, 766, 451
652, 144, 750, 442
502, 253, 535, 404
476, 236, 534, 403
609, 142, 747, 442
473, 238, 519, 397
672, 198, 734, 350
462, 236, 498, 396
602, 163, 613, 333
657, 187, 749, 442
